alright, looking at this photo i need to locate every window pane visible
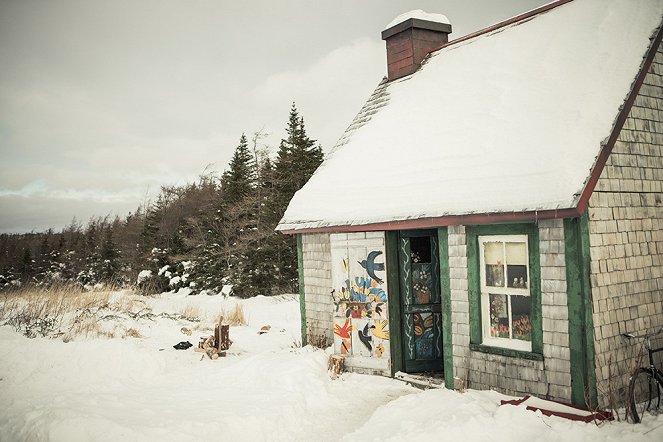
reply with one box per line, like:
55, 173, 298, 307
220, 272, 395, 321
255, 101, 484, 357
511, 295, 531, 341
507, 265, 528, 289
486, 264, 505, 287
484, 241, 504, 287
484, 241, 503, 264
505, 242, 527, 265
489, 293, 509, 338
506, 242, 528, 289
410, 237, 431, 263
412, 263, 432, 304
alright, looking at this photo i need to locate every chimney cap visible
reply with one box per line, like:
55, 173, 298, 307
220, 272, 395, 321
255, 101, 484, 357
382, 10, 451, 40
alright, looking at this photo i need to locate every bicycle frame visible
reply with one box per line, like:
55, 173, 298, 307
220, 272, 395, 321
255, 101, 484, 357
645, 338, 663, 368
624, 328, 663, 423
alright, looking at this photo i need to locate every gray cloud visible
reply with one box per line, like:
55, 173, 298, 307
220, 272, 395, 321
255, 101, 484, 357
0, 0, 549, 233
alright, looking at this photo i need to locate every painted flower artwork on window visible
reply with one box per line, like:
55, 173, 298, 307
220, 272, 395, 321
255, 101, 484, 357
512, 314, 531, 341
489, 294, 509, 338
480, 235, 532, 350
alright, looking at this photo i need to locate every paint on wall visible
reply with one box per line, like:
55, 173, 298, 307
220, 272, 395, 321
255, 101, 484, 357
330, 233, 390, 373
333, 317, 353, 355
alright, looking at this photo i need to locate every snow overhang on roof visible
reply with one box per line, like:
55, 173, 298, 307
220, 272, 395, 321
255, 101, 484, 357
381, 9, 452, 39
383, 10, 451, 32
277, 0, 663, 233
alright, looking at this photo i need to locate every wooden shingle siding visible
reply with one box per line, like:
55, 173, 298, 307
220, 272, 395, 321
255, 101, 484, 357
450, 221, 572, 401
587, 41, 663, 409
539, 219, 572, 401
301, 233, 333, 344
448, 224, 470, 388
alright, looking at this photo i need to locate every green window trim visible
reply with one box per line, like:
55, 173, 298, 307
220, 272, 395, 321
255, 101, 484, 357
466, 223, 543, 358
469, 343, 544, 361
438, 227, 454, 389
297, 234, 307, 347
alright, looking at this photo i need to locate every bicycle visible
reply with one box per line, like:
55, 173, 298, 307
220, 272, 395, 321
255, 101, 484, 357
622, 327, 663, 423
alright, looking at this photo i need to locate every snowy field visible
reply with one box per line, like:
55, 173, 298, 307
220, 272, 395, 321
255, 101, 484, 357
1, 290, 661, 441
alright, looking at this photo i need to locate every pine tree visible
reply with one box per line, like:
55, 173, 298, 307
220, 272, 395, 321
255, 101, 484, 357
261, 103, 324, 294
19, 248, 34, 278
221, 134, 255, 206
192, 134, 258, 294
97, 226, 120, 282
139, 197, 165, 265
273, 103, 323, 210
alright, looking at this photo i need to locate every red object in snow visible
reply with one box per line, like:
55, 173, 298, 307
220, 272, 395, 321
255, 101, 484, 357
500, 395, 613, 423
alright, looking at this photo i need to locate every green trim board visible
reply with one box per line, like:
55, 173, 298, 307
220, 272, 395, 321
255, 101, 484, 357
438, 227, 454, 389
580, 214, 598, 407
386, 231, 404, 375
564, 214, 598, 407
469, 343, 544, 361
297, 234, 307, 347
466, 223, 543, 357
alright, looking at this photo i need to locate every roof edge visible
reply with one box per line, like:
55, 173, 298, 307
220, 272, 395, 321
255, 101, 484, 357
575, 17, 663, 214
278, 208, 581, 235
429, 0, 574, 55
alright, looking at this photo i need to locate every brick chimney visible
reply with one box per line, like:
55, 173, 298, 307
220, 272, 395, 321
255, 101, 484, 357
381, 10, 452, 81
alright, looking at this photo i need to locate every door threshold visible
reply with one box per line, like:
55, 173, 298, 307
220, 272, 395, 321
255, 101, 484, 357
394, 371, 444, 390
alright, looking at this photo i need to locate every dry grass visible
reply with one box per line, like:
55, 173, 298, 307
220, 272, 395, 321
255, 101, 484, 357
178, 304, 201, 322
0, 285, 149, 341
218, 303, 246, 326
0, 286, 113, 338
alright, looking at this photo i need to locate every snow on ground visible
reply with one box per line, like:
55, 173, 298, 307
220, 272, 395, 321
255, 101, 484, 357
1, 290, 662, 441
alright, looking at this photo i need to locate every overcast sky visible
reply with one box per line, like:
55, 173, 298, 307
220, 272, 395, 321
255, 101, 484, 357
0, 0, 550, 234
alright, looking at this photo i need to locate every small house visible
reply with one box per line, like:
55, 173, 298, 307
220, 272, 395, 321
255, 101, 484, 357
276, 0, 663, 409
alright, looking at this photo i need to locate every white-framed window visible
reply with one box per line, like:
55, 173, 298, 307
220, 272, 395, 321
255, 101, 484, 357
478, 235, 532, 352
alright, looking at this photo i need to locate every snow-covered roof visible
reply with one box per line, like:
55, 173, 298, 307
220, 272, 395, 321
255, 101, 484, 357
383, 9, 450, 31
277, 0, 663, 232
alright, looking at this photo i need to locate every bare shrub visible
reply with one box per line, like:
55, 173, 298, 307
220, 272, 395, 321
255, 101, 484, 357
307, 321, 331, 349
135, 273, 169, 296
124, 327, 143, 338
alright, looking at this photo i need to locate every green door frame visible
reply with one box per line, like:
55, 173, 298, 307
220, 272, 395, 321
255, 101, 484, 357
387, 228, 453, 385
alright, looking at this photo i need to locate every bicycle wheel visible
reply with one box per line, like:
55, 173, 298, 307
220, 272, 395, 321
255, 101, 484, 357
628, 368, 661, 423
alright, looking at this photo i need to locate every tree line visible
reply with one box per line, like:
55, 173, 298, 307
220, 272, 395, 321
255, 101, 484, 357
0, 104, 323, 297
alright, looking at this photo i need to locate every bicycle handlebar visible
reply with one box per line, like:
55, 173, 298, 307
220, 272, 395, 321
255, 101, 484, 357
621, 327, 663, 340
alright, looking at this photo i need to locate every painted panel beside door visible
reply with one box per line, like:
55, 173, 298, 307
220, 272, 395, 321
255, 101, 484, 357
331, 232, 390, 375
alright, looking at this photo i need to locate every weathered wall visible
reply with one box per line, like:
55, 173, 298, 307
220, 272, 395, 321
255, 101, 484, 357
449, 221, 572, 401
301, 233, 333, 345
587, 42, 663, 408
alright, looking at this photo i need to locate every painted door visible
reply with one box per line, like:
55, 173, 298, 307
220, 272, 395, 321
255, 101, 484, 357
330, 233, 391, 375
398, 230, 443, 373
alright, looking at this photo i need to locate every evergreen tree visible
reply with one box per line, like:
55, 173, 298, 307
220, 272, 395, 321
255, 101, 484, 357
19, 248, 34, 278
139, 197, 165, 266
221, 134, 255, 206
273, 103, 323, 211
97, 226, 120, 281
260, 103, 324, 294
0, 106, 324, 297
